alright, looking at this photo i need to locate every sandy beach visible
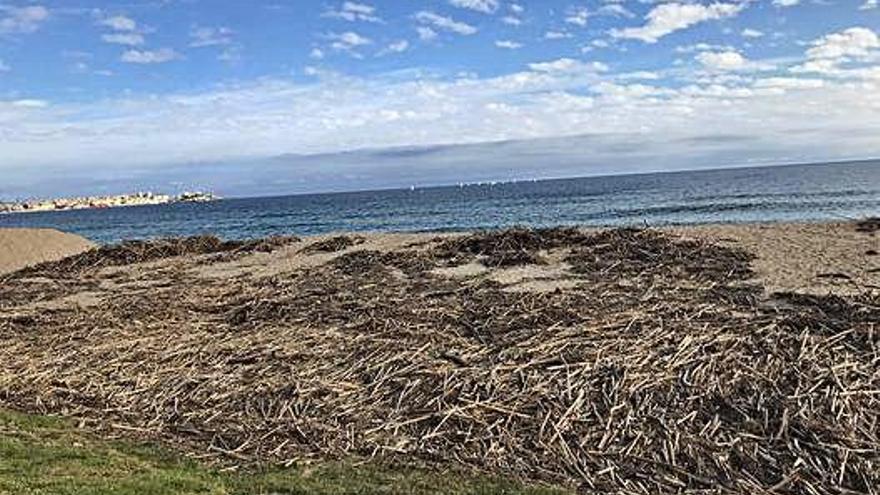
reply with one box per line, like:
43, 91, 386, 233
0, 221, 878, 492
2, 222, 876, 292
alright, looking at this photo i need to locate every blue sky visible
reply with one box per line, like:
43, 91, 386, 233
1, 0, 879, 197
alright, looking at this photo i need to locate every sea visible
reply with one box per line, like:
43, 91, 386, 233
2, 161, 878, 244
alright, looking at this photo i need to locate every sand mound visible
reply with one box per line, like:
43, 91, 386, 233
0, 229, 95, 276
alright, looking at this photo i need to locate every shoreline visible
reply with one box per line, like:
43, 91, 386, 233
1, 215, 874, 246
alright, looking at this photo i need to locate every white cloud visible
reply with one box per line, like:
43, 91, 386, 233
0, 5, 49, 34
340, 1, 374, 15
190, 26, 234, 47
611, 2, 745, 43
528, 58, 608, 73
99, 14, 136, 32
415, 11, 477, 36
753, 77, 824, 90
4, 65, 880, 189
676, 42, 736, 54
120, 48, 181, 64
310, 48, 325, 59
565, 7, 589, 27
2, 10, 880, 192
496, 40, 523, 49
528, 58, 578, 72
323, 2, 381, 23
791, 27, 880, 75
741, 28, 764, 38
449, 0, 499, 14
416, 26, 438, 41
565, 2, 632, 27
98, 14, 148, 47
545, 31, 572, 40
218, 46, 243, 64
597, 4, 634, 18
389, 40, 409, 52
805, 27, 879, 60
102, 33, 144, 46
528, 58, 609, 75
586, 62, 613, 73
695, 50, 775, 73
696, 50, 748, 71
773, 0, 801, 7
861, 0, 878, 10
790, 58, 838, 74
11, 99, 48, 108
502, 16, 523, 26
510, 4, 524, 14
381, 40, 409, 54
327, 31, 372, 53
617, 71, 661, 81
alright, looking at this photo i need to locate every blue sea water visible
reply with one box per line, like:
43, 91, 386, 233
2, 161, 878, 244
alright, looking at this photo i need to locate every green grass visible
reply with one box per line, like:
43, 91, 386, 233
0, 409, 570, 495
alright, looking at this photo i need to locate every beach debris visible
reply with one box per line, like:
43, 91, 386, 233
564, 228, 755, 281
0, 227, 878, 494
435, 227, 588, 267
13, 235, 300, 276
302, 235, 366, 254
238, 235, 302, 255
854, 217, 880, 234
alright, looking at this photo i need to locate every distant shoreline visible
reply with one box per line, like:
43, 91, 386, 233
0, 191, 217, 215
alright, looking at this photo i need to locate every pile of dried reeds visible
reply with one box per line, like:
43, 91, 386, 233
15, 234, 300, 276
1, 227, 877, 494
564, 228, 755, 282
436, 227, 588, 267
855, 217, 880, 234
302, 235, 365, 254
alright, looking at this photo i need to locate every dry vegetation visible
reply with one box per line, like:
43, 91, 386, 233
301, 235, 366, 254
13, 234, 301, 275
855, 217, 880, 235
1, 226, 878, 494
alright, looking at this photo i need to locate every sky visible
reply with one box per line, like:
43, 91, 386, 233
1, 0, 879, 198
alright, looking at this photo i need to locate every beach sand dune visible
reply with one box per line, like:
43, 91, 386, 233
0, 228, 95, 276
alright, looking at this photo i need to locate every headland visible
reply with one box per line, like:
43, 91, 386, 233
0, 191, 216, 214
